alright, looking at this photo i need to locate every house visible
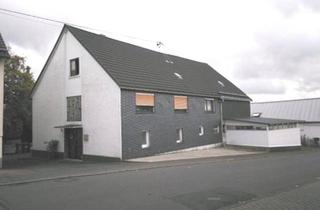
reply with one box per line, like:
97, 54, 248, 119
225, 117, 302, 150
31, 25, 250, 160
251, 98, 320, 141
0, 33, 10, 168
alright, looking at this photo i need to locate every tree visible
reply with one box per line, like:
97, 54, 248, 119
4, 53, 35, 143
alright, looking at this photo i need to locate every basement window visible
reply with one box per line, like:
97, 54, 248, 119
174, 95, 188, 112
199, 126, 204, 136
136, 92, 155, 113
141, 131, 150, 149
176, 128, 183, 143
70, 58, 80, 77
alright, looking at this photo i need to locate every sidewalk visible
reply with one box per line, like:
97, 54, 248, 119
0, 147, 263, 186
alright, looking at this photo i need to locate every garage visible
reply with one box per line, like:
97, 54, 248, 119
225, 117, 302, 150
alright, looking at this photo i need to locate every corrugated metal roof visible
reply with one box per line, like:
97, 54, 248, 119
251, 98, 320, 122
227, 117, 303, 125
0, 33, 9, 58
66, 25, 249, 99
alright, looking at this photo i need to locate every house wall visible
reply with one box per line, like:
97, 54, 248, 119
121, 90, 222, 159
32, 30, 122, 158
302, 123, 320, 139
268, 128, 301, 147
223, 100, 250, 119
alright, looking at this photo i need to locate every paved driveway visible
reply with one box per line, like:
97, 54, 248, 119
129, 147, 263, 162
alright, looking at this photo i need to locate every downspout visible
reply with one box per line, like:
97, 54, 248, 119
219, 96, 225, 146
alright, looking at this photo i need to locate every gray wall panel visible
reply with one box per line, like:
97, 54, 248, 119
121, 90, 222, 159
223, 100, 250, 119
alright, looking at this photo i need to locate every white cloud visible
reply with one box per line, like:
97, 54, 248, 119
0, 0, 319, 102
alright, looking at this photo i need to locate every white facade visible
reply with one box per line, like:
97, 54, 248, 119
225, 121, 301, 148
32, 29, 122, 159
251, 99, 320, 140
302, 123, 320, 139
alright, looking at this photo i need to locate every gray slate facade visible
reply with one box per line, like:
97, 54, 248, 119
223, 100, 251, 119
121, 90, 222, 159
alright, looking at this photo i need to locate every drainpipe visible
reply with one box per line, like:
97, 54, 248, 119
219, 96, 225, 146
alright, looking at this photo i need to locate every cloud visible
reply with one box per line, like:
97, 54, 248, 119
0, 12, 61, 54
233, 11, 320, 95
237, 78, 286, 95
273, 0, 320, 16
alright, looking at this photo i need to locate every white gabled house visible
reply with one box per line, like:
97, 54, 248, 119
31, 25, 251, 160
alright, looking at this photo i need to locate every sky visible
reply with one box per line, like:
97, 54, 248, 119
0, 0, 320, 102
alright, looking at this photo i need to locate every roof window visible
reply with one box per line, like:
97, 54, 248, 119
218, 80, 225, 87
174, 72, 183, 79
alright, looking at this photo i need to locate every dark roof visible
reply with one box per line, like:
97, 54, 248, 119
0, 33, 9, 58
66, 25, 249, 99
227, 117, 304, 126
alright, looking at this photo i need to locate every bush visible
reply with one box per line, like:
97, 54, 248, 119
46, 140, 59, 159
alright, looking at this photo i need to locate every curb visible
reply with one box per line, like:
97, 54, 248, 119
0, 152, 272, 187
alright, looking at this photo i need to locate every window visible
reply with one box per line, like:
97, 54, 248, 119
199, 126, 204, 136
141, 131, 150, 149
176, 128, 183, 143
67, 96, 81, 121
136, 93, 155, 113
174, 72, 183, 79
174, 96, 188, 111
204, 99, 215, 112
70, 58, 80, 76
214, 126, 220, 134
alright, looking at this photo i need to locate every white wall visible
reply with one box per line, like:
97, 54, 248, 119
268, 128, 301, 147
32, 32, 66, 152
32, 29, 122, 158
226, 130, 269, 147
302, 123, 320, 139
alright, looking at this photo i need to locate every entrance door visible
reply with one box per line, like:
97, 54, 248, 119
65, 128, 83, 159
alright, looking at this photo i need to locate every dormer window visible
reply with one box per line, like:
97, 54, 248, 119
70, 58, 79, 77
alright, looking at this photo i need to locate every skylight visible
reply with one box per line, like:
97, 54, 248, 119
218, 80, 225, 87
166, 60, 174, 64
174, 73, 183, 79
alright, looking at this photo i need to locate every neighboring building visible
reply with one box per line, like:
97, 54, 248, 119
31, 25, 250, 160
251, 98, 320, 140
225, 117, 302, 150
0, 33, 10, 168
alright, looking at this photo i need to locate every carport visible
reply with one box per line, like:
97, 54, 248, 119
225, 117, 302, 150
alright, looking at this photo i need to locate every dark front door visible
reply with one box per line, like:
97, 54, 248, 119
65, 128, 83, 159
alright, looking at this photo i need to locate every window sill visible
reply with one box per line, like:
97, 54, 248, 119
69, 75, 80, 79
174, 110, 188, 113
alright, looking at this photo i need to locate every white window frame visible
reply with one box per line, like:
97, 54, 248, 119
141, 131, 150, 149
199, 126, 204, 136
176, 128, 183, 143
204, 98, 214, 112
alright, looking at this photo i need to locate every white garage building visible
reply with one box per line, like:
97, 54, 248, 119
251, 98, 320, 141
225, 117, 302, 150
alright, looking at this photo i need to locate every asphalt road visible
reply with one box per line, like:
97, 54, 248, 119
1, 149, 320, 210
